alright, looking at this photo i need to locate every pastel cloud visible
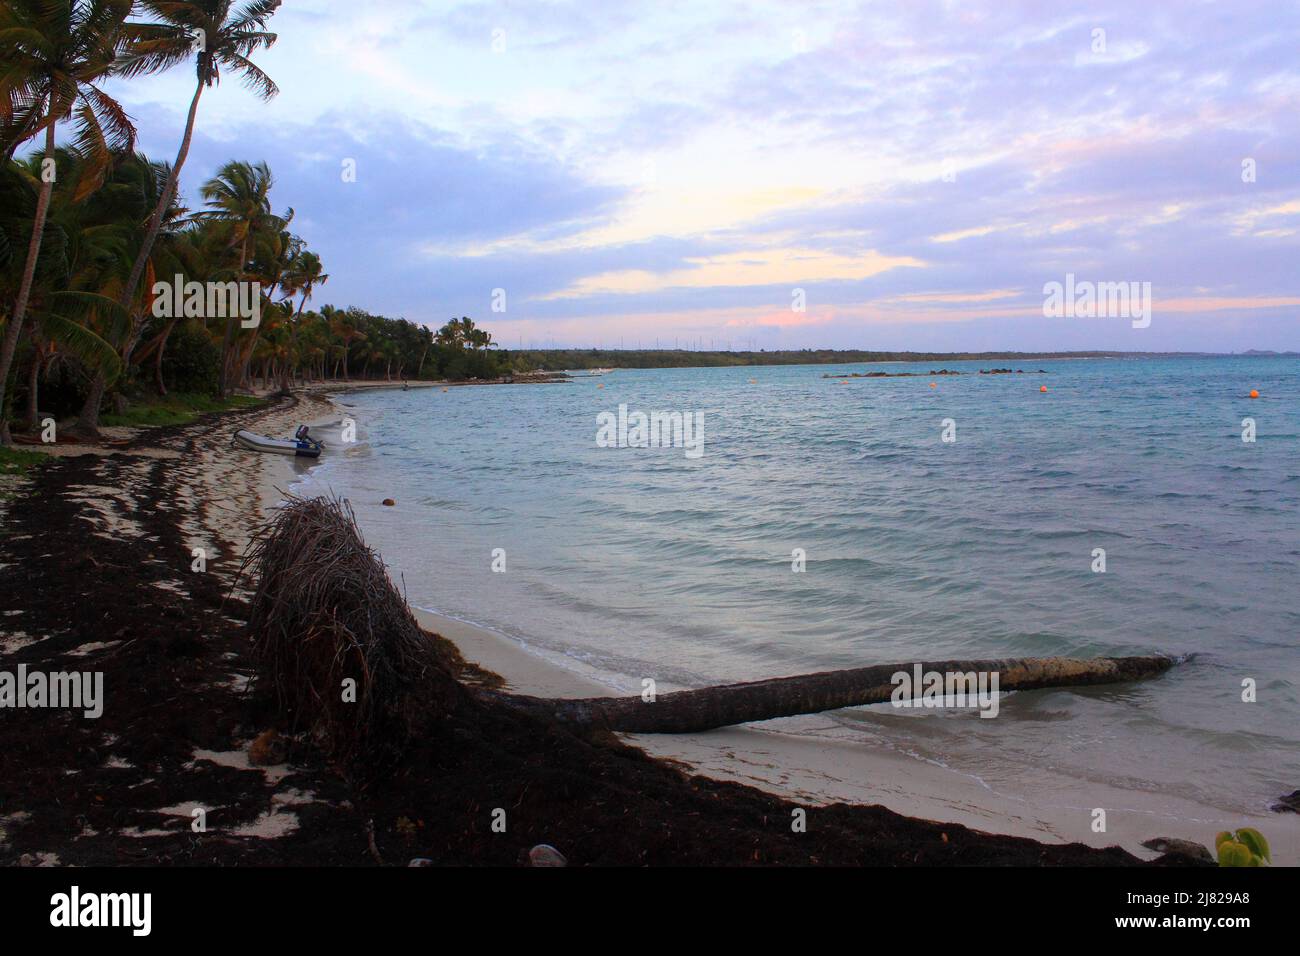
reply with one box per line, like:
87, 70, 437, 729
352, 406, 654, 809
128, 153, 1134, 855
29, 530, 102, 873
541, 249, 924, 300
85, 0, 1300, 351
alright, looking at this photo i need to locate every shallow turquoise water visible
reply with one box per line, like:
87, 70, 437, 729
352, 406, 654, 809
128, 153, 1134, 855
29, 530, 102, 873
299, 356, 1299, 813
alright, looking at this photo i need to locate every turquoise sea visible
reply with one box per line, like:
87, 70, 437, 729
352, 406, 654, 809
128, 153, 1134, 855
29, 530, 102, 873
296, 356, 1300, 813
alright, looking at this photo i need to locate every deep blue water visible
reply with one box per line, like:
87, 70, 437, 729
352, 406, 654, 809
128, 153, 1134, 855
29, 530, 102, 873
298, 356, 1299, 812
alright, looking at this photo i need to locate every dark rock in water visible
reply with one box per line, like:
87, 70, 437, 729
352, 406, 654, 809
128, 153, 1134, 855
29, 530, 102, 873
1141, 837, 1214, 864
408, 858, 434, 867
527, 844, 567, 867
382, 498, 396, 507
1271, 790, 1300, 813
823, 369, 963, 379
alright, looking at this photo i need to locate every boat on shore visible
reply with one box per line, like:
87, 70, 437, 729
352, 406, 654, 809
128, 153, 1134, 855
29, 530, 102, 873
233, 426, 323, 458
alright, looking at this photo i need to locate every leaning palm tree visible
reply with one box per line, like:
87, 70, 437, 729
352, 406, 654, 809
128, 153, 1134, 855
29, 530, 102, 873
285, 249, 327, 319
71, 150, 184, 434
70, 0, 281, 432
24, 210, 128, 424
0, 0, 135, 443
111, 0, 280, 312
0, 148, 126, 433
194, 159, 286, 395
129, 218, 212, 395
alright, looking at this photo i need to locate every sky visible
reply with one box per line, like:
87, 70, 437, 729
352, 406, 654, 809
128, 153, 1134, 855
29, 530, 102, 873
99, 0, 1300, 352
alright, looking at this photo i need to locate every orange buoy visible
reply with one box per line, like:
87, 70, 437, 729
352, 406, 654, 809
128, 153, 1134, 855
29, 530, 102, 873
1249, 389, 1259, 399
929, 382, 937, 388
749, 378, 757, 384
597, 382, 604, 388
1039, 385, 1048, 393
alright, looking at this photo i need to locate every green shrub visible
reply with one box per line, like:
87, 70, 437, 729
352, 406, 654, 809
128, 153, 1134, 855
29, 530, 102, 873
160, 320, 221, 395
1216, 828, 1270, 866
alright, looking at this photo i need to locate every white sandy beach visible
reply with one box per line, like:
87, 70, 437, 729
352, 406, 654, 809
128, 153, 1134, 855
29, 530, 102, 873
213, 385, 1300, 866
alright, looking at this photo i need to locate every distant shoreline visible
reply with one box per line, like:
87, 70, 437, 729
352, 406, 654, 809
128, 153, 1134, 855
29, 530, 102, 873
509, 349, 1298, 373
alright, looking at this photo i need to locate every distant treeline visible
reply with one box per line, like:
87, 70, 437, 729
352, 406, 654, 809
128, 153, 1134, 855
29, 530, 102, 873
518, 349, 1175, 371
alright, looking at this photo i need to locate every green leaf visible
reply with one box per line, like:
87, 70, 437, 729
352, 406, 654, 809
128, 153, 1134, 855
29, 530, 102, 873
1235, 828, 1270, 864
35, 310, 123, 384
1217, 841, 1252, 868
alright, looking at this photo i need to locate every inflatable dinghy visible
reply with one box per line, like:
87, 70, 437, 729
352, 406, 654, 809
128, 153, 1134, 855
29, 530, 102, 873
233, 425, 323, 459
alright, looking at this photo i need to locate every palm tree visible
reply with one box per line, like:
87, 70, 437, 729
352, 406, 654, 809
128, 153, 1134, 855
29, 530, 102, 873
194, 159, 284, 395
285, 249, 327, 319
0, 0, 135, 443
415, 325, 433, 378
130, 217, 213, 395
0, 147, 126, 432
72, 150, 185, 433
69, 1, 280, 431
435, 316, 467, 348
280, 247, 326, 387
327, 307, 364, 381
110, 0, 280, 313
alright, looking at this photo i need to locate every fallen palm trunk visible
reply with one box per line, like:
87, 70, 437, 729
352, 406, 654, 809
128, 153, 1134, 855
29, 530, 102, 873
244, 497, 1180, 767
478, 655, 1178, 734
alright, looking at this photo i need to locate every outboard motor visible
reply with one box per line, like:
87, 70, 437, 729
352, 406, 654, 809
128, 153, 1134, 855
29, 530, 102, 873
295, 424, 310, 441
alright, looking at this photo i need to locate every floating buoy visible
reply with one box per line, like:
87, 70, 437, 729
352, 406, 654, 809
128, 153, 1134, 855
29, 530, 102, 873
929, 382, 937, 388
1250, 389, 1259, 399
441, 387, 448, 392
749, 378, 757, 384
597, 382, 604, 388
382, 498, 396, 507
1040, 385, 1048, 393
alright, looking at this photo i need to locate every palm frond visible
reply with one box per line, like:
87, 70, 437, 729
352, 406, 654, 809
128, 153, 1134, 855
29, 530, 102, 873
218, 50, 278, 98
112, 32, 194, 78
229, 0, 281, 32
79, 81, 134, 152
34, 299, 124, 383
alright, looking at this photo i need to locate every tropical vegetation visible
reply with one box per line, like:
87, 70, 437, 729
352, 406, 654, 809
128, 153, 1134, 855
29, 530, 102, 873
0, 0, 516, 445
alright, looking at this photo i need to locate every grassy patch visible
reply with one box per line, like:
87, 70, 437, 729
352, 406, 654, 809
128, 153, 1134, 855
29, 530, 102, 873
102, 392, 264, 428
0, 446, 47, 477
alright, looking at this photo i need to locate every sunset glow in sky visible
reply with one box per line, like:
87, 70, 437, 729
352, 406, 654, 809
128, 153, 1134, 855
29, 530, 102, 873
103, 0, 1300, 351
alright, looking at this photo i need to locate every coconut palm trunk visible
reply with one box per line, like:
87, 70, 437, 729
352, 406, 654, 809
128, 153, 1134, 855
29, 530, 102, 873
123, 79, 203, 313
24, 332, 44, 435
279, 296, 308, 390
75, 80, 205, 435
217, 234, 250, 397
481, 655, 1178, 734
153, 328, 170, 394
0, 121, 57, 445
